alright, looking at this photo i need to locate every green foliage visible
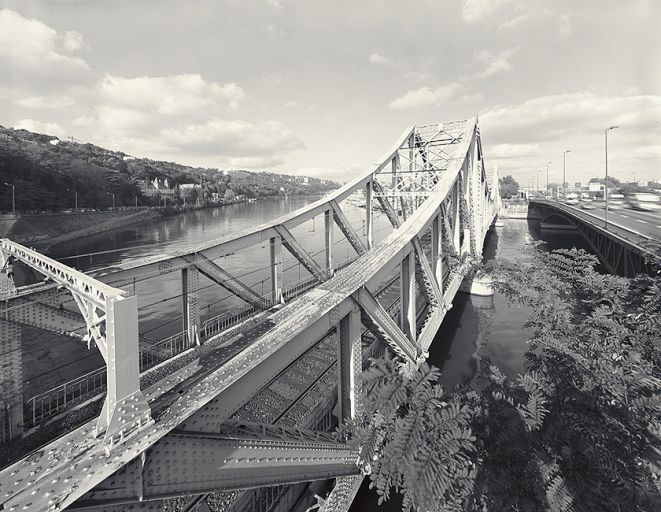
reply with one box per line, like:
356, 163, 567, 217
499, 174, 519, 199
348, 354, 476, 512
475, 248, 661, 511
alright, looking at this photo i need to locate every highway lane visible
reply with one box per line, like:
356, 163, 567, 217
536, 198, 661, 240
571, 204, 661, 240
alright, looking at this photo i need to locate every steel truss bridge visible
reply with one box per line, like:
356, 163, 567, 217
0, 118, 499, 512
530, 199, 660, 276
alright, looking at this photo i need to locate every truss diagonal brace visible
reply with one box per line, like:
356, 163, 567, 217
274, 225, 329, 280
411, 237, 442, 305
353, 286, 417, 363
329, 200, 368, 256
185, 254, 269, 309
372, 181, 401, 228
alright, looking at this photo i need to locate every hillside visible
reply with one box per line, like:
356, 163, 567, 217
0, 126, 338, 213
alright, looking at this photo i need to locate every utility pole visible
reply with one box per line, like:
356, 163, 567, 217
562, 150, 571, 199
605, 125, 619, 228
4, 182, 15, 214
66, 188, 78, 212
106, 191, 115, 211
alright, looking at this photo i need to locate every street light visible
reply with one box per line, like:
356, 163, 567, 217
66, 188, 78, 213
537, 170, 542, 192
546, 161, 552, 196
105, 191, 115, 211
563, 150, 571, 199
605, 125, 619, 227
3, 182, 15, 214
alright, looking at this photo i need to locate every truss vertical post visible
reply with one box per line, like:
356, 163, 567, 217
400, 251, 416, 344
325, 209, 333, 273
181, 266, 201, 346
0, 318, 23, 441
270, 236, 283, 304
365, 180, 373, 250
337, 306, 363, 423
391, 154, 399, 189
431, 214, 443, 294
452, 180, 461, 253
97, 294, 151, 441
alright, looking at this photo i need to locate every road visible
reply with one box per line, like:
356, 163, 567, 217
549, 200, 661, 240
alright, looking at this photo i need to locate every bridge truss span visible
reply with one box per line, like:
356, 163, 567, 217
0, 117, 498, 512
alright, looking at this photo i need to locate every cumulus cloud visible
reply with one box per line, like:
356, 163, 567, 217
369, 53, 390, 65
15, 118, 66, 137
462, 0, 514, 23
99, 74, 245, 116
389, 83, 462, 109
0, 8, 91, 91
160, 118, 304, 157
481, 92, 661, 144
474, 47, 518, 79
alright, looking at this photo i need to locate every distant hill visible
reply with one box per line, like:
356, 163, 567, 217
0, 126, 339, 213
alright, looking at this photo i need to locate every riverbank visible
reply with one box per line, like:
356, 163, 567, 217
0, 210, 162, 250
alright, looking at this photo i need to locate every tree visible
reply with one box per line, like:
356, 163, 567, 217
223, 188, 236, 201
499, 175, 520, 199
347, 355, 476, 511
473, 248, 661, 511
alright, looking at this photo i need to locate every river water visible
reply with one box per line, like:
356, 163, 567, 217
38, 198, 589, 510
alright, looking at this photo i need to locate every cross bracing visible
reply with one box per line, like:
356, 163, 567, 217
0, 117, 499, 512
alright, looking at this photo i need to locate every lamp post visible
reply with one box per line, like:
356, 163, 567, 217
562, 150, 571, 199
66, 188, 78, 213
105, 191, 115, 211
3, 182, 15, 214
537, 170, 542, 192
546, 161, 552, 196
605, 125, 619, 228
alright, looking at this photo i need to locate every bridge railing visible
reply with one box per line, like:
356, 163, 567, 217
25, 366, 107, 427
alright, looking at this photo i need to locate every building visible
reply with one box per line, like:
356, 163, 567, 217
137, 177, 176, 198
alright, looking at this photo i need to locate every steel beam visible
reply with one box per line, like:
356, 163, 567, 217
336, 306, 363, 423
365, 180, 374, 249
353, 286, 417, 362
400, 251, 416, 344
187, 254, 267, 311
275, 224, 329, 280
270, 236, 283, 304
325, 209, 333, 273
431, 213, 443, 291
77, 427, 359, 506
330, 200, 367, 256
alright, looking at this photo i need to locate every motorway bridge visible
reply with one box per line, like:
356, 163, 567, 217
0, 118, 499, 512
530, 198, 661, 276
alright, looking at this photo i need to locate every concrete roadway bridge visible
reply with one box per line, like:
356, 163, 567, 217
0, 118, 499, 512
529, 198, 661, 276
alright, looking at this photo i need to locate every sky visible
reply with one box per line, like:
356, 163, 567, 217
0, 0, 660, 187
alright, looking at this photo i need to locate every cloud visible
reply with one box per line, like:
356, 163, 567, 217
557, 13, 571, 37
226, 155, 285, 168
462, 0, 514, 22
14, 118, 66, 138
481, 92, 661, 144
160, 118, 304, 157
267, 23, 285, 38
99, 74, 245, 116
16, 95, 75, 109
0, 9, 91, 92
389, 83, 462, 109
498, 12, 530, 30
489, 143, 541, 158
369, 53, 390, 65
454, 93, 484, 105
474, 47, 518, 79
